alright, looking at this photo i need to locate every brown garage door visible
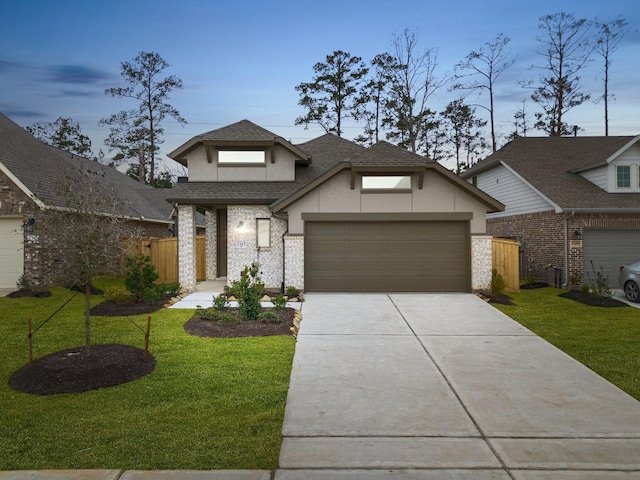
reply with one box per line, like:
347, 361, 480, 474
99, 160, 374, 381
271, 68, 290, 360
305, 221, 470, 292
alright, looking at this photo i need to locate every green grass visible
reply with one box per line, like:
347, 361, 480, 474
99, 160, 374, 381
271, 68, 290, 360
493, 287, 640, 400
0, 278, 295, 470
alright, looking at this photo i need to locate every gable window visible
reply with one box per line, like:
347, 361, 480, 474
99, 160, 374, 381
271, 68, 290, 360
362, 175, 411, 190
616, 165, 631, 188
218, 150, 265, 164
256, 218, 270, 248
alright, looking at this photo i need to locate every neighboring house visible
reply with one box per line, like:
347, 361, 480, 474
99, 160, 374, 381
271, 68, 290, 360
167, 120, 504, 293
460, 135, 640, 286
0, 113, 177, 289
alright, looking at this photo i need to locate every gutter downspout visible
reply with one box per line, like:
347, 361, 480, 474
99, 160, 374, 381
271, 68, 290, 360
272, 211, 288, 293
564, 211, 575, 287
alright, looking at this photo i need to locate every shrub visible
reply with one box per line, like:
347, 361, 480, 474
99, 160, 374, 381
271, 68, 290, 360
258, 309, 283, 324
104, 286, 134, 305
586, 262, 612, 299
491, 269, 506, 296
231, 263, 264, 321
213, 294, 230, 311
124, 255, 160, 302
581, 283, 591, 296
219, 312, 240, 325
271, 294, 287, 311
285, 286, 300, 298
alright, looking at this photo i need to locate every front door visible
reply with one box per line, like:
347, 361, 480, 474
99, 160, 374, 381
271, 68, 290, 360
216, 209, 228, 277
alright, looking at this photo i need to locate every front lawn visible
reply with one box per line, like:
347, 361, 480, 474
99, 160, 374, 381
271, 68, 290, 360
0, 278, 295, 470
493, 287, 640, 401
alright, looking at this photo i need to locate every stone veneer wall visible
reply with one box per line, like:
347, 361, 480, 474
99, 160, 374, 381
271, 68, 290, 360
284, 234, 304, 290
471, 234, 492, 291
227, 205, 286, 289
205, 210, 217, 280
178, 204, 197, 292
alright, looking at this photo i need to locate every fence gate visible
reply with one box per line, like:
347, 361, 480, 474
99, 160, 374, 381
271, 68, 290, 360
492, 237, 520, 293
124, 236, 206, 284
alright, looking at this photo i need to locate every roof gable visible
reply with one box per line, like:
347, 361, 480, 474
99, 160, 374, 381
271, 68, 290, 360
169, 119, 310, 165
462, 135, 640, 211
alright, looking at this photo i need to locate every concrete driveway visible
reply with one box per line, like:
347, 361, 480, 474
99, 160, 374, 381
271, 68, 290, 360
277, 293, 640, 479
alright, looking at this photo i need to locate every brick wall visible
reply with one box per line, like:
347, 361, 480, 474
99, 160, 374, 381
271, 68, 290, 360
488, 211, 640, 285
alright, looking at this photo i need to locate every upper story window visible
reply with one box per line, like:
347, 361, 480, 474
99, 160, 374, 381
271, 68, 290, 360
616, 165, 631, 188
218, 150, 265, 164
362, 175, 411, 190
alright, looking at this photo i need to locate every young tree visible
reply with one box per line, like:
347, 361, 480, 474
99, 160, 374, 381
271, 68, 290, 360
384, 29, 448, 154
594, 16, 633, 136
353, 53, 397, 145
527, 12, 592, 136
453, 33, 515, 152
295, 50, 369, 137
26, 117, 93, 157
100, 51, 186, 184
33, 166, 139, 356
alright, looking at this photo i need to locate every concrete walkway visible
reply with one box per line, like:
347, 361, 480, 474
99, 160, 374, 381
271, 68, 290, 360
277, 293, 640, 479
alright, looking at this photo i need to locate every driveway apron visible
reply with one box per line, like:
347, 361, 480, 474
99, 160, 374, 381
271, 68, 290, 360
276, 293, 640, 479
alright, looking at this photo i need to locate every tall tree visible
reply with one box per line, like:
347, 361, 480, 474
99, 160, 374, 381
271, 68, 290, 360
527, 12, 592, 136
26, 117, 93, 157
453, 33, 514, 152
440, 99, 487, 173
384, 29, 448, 154
353, 53, 397, 146
594, 16, 632, 136
295, 50, 369, 137
101, 51, 186, 184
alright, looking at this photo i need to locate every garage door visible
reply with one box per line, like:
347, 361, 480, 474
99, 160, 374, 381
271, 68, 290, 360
305, 221, 470, 292
583, 229, 640, 285
0, 218, 24, 289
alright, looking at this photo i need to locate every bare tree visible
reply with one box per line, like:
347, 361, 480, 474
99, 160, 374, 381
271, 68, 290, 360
33, 166, 139, 356
453, 33, 515, 152
506, 99, 531, 142
526, 12, 593, 136
384, 29, 448, 154
594, 16, 633, 135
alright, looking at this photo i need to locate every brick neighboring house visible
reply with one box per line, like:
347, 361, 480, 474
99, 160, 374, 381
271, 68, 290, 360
167, 120, 504, 293
460, 135, 640, 287
0, 113, 177, 289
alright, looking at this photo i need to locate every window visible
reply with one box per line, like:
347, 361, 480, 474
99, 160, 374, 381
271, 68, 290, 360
616, 165, 631, 188
256, 218, 270, 248
362, 175, 411, 190
218, 150, 265, 164
471, 175, 478, 187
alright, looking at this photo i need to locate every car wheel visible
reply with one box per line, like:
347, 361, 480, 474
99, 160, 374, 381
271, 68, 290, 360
624, 280, 640, 303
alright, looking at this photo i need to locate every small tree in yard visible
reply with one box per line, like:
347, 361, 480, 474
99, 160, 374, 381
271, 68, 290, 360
33, 167, 139, 356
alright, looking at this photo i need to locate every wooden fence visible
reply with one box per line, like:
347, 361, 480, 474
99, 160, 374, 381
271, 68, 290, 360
124, 236, 206, 284
492, 237, 520, 293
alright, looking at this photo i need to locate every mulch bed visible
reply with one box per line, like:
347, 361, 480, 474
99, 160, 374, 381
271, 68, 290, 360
558, 289, 628, 307
7, 289, 52, 298
520, 282, 549, 290
9, 344, 155, 395
184, 307, 296, 338
488, 294, 515, 305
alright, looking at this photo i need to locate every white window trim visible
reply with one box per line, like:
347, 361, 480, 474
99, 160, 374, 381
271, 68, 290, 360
615, 164, 632, 190
256, 218, 271, 249
361, 175, 412, 192
218, 150, 266, 165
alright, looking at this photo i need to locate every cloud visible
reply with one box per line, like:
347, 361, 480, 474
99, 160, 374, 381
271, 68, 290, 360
49, 65, 110, 84
61, 89, 101, 98
0, 105, 46, 120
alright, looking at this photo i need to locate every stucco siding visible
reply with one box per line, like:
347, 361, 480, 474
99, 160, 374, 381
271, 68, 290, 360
286, 169, 489, 234
185, 144, 296, 182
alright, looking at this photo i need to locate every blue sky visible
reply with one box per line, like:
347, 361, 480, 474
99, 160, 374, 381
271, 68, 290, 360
1, 0, 639, 171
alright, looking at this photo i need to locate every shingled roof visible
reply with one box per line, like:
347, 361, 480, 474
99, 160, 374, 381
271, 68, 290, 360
462, 136, 640, 211
169, 119, 311, 166
166, 133, 365, 205
0, 112, 173, 223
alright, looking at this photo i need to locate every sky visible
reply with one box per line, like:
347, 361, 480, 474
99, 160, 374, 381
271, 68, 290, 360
1, 0, 639, 172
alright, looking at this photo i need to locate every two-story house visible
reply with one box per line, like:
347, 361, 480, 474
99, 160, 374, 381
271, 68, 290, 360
461, 135, 640, 286
167, 120, 504, 293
